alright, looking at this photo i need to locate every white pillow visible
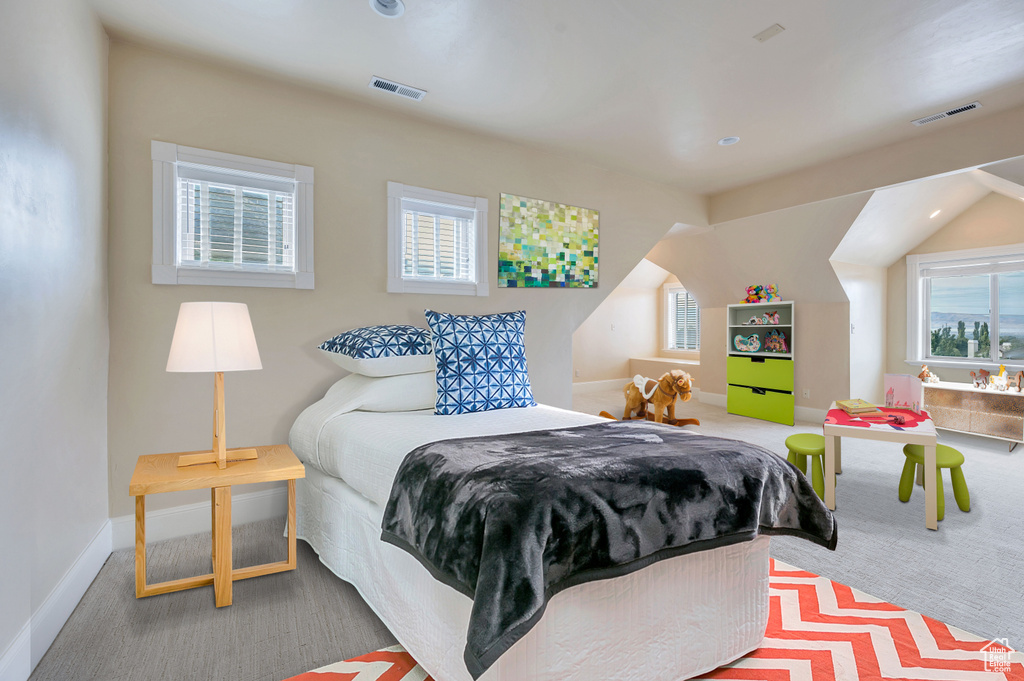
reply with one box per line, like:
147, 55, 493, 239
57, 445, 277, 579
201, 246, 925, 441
324, 372, 437, 412
320, 349, 436, 378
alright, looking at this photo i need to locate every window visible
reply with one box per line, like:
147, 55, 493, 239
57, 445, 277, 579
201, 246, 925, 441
152, 141, 314, 289
387, 182, 488, 296
665, 285, 700, 352
907, 243, 1024, 366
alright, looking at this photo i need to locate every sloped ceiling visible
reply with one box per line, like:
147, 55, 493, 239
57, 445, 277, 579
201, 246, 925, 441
979, 156, 1024, 192
831, 161, 1024, 268
646, 193, 871, 308
830, 172, 991, 267
617, 258, 671, 290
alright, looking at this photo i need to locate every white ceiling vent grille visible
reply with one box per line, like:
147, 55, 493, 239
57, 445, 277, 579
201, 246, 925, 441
911, 101, 981, 126
369, 76, 426, 102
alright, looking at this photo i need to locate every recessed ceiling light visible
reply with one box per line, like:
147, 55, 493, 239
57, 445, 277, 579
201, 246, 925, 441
930, 209, 941, 218
370, 0, 404, 18
718, 136, 740, 146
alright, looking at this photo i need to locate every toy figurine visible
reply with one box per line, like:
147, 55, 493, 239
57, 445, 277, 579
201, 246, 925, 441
747, 315, 761, 325
763, 329, 788, 353
1013, 370, 1024, 393
971, 369, 990, 389
734, 333, 761, 353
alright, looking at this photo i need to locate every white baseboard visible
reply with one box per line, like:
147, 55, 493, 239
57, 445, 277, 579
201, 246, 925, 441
0, 622, 30, 681
571, 378, 630, 395
110, 485, 288, 551
0, 520, 112, 681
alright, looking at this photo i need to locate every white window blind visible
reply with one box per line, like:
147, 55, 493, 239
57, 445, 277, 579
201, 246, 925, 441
401, 198, 476, 283
386, 181, 488, 296
671, 289, 701, 350
152, 141, 314, 289
176, 164, 296, 271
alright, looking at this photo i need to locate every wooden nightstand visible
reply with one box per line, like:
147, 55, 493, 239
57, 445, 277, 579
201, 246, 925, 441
129, 444, 305, 607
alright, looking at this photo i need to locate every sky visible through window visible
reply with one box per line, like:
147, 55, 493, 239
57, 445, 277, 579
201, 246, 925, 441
930, 272, 1024, 360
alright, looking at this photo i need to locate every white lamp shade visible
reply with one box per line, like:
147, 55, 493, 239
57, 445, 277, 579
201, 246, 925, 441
166, 302, 262, 373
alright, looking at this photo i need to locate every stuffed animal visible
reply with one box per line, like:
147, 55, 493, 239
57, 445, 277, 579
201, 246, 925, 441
917, 365, 939, 383
743, 285, 763, 304
623, 370, 693, 424
764, 284, 780, 302
971, 369, 990, 389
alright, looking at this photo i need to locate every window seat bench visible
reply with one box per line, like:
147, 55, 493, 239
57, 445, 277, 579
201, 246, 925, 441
629, 357, 700, 389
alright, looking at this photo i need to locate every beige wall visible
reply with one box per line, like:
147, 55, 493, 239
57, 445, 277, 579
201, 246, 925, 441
572, 285, 660, 383
646, 195, 866, 410
698, 303, 850, 409
886, 192, 1024, 384
0, 0, 108, 663
106, 40, 704, 518
833, 261, 887, 403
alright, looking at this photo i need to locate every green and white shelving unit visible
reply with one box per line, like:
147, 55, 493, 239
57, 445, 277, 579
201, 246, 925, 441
726, 300, 795, 426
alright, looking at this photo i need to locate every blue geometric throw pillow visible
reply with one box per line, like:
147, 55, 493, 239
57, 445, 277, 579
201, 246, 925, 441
319, 325, 435, 377
425, 310, 536, 415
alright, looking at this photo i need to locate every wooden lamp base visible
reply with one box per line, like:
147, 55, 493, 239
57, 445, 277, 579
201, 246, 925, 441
177, 371, 258, 469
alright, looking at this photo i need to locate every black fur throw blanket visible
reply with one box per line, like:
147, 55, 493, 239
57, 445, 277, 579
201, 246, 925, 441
380, 420, 837, 679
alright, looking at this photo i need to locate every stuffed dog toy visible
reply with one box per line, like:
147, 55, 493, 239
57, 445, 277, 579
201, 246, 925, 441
623, 370, 693, 424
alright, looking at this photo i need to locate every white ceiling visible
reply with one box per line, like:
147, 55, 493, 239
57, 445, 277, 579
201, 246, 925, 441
90, 0, 1024, 194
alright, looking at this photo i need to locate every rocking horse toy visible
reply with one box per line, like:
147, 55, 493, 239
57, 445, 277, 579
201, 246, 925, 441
614, 370, 700, 427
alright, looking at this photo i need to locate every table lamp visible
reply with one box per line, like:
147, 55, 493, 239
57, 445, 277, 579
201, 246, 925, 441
166, 302, 262, 469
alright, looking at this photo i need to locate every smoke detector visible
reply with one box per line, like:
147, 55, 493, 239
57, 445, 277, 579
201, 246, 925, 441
369, 76, 427, 101
370, 0, 404, 18
911, 101, 981, 126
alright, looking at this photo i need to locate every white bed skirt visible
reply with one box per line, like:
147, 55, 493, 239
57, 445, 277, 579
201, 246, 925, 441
296, 465, 770, 681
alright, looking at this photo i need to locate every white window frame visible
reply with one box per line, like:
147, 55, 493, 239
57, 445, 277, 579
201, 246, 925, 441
386, 181, 489, 296
906, 242, 1024, 369
663, 284, 701, 358
152, 141, 314, 289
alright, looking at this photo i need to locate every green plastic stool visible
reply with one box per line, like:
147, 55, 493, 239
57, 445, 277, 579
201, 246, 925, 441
899, 444, 970, 521
785, 433, 826, 499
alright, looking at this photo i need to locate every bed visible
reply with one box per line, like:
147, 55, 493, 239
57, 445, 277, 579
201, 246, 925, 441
288, 373, 835, 681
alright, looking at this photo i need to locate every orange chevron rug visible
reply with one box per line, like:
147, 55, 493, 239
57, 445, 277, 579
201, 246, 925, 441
286, 559, 1023, 681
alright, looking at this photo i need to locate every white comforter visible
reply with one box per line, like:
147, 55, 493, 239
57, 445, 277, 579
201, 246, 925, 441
289, 385, 602, 507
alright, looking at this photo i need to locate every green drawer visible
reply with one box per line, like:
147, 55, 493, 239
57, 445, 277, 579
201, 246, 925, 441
727, 356, 794, 392
727, 385, 794, 426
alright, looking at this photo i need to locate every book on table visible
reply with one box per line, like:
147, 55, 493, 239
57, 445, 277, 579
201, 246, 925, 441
836, 399, 882, 415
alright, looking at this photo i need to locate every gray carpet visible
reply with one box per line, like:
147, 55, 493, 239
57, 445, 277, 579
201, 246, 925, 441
32, 394, 1023, 680
29, 522, 396, 681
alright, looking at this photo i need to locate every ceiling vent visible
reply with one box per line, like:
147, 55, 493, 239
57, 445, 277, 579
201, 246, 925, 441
369, 76, 426, 102
911, 101, 981, 126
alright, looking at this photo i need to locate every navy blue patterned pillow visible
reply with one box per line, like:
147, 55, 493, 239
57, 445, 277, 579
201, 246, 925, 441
425, 310, 536, 415
319, 325, 435, 377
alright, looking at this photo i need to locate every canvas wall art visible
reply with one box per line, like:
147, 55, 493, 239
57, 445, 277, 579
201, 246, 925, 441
498, 193, 599, 288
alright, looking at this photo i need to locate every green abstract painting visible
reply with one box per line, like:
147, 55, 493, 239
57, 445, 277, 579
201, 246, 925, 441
498, 193, 599, 288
